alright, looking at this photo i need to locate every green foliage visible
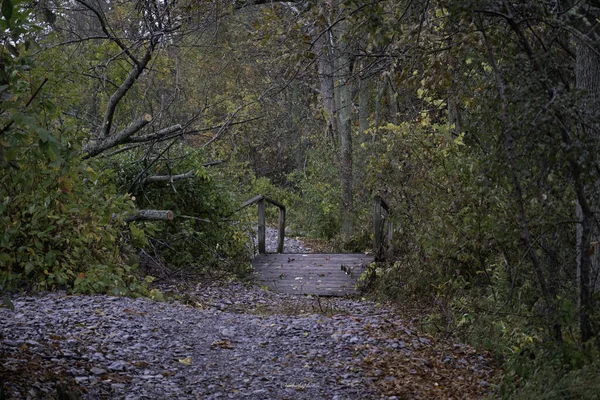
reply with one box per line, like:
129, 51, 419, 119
106, 144, 251, 275
0, 12, 151, 296
287, 145, 342, 239
499, 342, 600, 399
364, 119, 514, 293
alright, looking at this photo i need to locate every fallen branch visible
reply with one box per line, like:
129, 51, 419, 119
143, 169, 196, 184
84, 114, 152, 158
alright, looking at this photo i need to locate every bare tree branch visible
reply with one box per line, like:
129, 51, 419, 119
75, 0, 141, 65
99, 45, 154, 139
128, 124, 183, 143
143, 169, 197, 184
84, 114, 152, 158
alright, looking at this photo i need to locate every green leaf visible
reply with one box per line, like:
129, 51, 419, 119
36, 127, 50, 143
1, 0, 12, 22
45, 251, 57, 266
0, 252, 11, 264
24, 262, 33, 275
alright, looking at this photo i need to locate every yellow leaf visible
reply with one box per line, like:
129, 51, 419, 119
178, 357, 192, 366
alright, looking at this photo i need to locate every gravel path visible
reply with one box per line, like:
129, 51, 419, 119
254, 227, 311, 254
0, 284, 496, 400
0, 232, 497, 399
1, 290, 381, 399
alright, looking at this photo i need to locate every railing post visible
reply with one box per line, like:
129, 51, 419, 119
257, 198, 266, 254
239, 194, 286, 254
373, 196, 383, 259
278, 207, 285, 253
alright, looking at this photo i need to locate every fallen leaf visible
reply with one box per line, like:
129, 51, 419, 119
178, 357, 192, 366
211, 340, 234, 349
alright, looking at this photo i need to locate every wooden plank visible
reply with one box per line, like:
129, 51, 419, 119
239, 194, 264, 210
252, 252, 372, 297
253, 253, 373, 258
252, 254, 374, 262
253, 260, 371, 266
264, 196, 286, 210
255, 274, 366, 281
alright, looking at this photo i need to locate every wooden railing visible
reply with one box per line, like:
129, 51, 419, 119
373, 195, 393, 261
239, 195, 286, 254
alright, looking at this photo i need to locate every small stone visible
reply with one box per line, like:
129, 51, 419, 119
90, 367, 106, 375
111, 383, 126, 390
108, 360, 127, 371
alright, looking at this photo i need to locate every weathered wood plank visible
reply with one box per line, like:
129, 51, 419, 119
252, 253, 373, 296
252, 254, 373, 262
277, 208, 285, 253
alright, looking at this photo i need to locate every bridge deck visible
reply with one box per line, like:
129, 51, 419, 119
251, 253, 374, 296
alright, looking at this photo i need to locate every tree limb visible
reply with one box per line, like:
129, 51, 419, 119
203, 160, 224, 167
143, 169, 197, 184
84, 114, 152, 158
99, 45, 154, 139
75, 0, 141, 65
128, 124, 183, 143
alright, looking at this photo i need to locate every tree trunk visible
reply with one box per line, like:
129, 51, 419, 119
311, 3, 355, 243
358, 67, 372, 144
336, 48, 354, 241
576, 23, 600, 342
388, 77, 398, 125
373, 78, 386, 141
314, 30, 337, 140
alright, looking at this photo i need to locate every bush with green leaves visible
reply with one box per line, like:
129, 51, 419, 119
286, 144, 343, 240
105, 144, 252, 275
0, 5, 153, 296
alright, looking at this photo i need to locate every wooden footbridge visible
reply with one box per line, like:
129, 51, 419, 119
241, 195, 393, 296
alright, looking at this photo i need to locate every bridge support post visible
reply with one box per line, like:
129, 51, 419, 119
258, 198, 266, 254
373, 195, 391, 261
277, 207, 285, 253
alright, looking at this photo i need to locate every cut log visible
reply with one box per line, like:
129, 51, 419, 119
124, 209, 174, 222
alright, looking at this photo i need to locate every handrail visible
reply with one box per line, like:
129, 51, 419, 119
239, 194, 286, 254
373, 195, 393, 261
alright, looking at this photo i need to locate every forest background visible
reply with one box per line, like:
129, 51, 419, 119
1, 0, 600, 398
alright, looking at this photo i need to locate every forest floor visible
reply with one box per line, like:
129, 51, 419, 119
0, 230, 499, 399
